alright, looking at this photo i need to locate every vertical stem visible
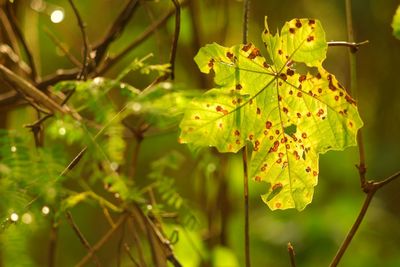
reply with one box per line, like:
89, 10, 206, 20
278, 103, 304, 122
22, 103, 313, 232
242, 1, 251, 267
48, 219, 58, 267
345, 0, 366, 187
242, 146, 251, 267
329, 189, 376, 267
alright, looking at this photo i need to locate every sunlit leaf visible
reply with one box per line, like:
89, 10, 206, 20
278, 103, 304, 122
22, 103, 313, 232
179, 18, 363, 211
392, 5, 400, 40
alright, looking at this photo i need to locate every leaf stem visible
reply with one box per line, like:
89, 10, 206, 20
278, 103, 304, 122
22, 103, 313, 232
287, 242, 297, 267
242, 145, 251, 267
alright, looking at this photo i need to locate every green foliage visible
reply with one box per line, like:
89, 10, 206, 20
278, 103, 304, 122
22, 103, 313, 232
179, 18, 363, 210
392, 5, 400, 40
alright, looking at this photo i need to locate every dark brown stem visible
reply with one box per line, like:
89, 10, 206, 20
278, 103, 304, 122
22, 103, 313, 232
65, 211, 101, 266
48, 218, 58, 267
242, 0, 250, 44
96, 0, 188, 75
68, 0, 90, 80
242, 1, 251, 266
287, 242, 296, 267
43, 28, 82, 68
329, 186, 376, 267
93, 0, 139, 65
5, 2, 37, 81
242, 146, 251, 267
168, 0, 181, 80
327, 40, 369, 52
76, 214, 127, 267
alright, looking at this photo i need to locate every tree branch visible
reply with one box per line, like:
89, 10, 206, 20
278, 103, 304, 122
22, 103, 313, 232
5, 2, 37, 81
66, 211, 101, 266
327, 40, 369, 52
93, 0, 140, 65
168, 0, 181, 80
287, 242, 297, 267
68, 0, 90, 80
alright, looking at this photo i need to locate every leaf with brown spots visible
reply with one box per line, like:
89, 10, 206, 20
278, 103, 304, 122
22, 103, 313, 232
179, 17, 363, 211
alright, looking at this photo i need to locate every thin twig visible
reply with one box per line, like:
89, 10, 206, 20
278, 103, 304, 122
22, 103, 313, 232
123, 243, 141, 267
48, 218, 58, 267
65, 211, 101, 266
68, 0, 90, 80
242, 145, 251, 267
96, 0, 188, 76
43, 27, 82, 68
327, 40, 369, 52
168, 0, 181, 80
242, 0, 250, 44
287, 242, 296, 267
128, 217, 148, 267
0, 8, 21, 56
93, 0, 139, 65
76, 214, 127, 267
242, 1, 251, 266
5, 2, 37, 81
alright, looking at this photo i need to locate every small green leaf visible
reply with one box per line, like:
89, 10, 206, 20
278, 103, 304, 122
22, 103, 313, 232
392, 5, 400, 40
179, 17, 363, 211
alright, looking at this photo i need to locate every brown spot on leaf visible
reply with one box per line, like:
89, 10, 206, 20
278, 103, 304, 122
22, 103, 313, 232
257, 107, 261, 114
313, 171, 318, 176
286, 69, 295, 76
302, 132, 307, 139
294, 151, 300, 160
297, 112, 302, 118
295, 19, 302, 28
278, 49, 283, 55
289, 90, 293, 95
316, 72, 321, 79
307, 112, 311, 117
234, 130, 240, 136
249, 134, 254, 140
299, 75, 307, 82
280, 73, 287, 81
275, 129, 280, 135
278, 152, 284, 158
335, 95, 339, 101
275, 202, 282, 208
318, 88, 322, 94
269, 135, 274, 140
255, 140, 260, 147
297, 92, 302, 97
232, 100, 237, 105
248, 48, 261, 59
226, 52, 234, 60
263, 62, 270, 68
283, 107, 289, 113
306, 166, 311, 172
276, 158, 282, 164
242, 43, 252, 52
208, 59, 215, 68
286, 144, 290, 149
281, 137, 288, 143
308, 19, 316, 25
194, 115, 200, 120
345, 95, 356, 105
307, 36, 314, 42
349, 121, 353, 127
236, 140, 241, 144
289, 28, 295, 34
218, 123, 223, 128
278, 95, 282, 101
236, 84, 242, 90
265, 121, 272, 129
255, 176, 262, 182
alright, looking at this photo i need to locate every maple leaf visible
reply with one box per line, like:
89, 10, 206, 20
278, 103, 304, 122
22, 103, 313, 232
179, 18, 363, 211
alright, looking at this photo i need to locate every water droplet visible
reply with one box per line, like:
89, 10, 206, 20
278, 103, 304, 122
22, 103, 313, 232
22, 213, 33, 224
58, 127, 66, 136
110, 162, 119, 171
10, 146, 17, 152
131, 102, 142, 112
50, 9, 64, 24
93, 77, 104, 85
42, 206, 50, 215
10, 213, 19, 222
207, 163, 216, 173
161, 82, 172, 90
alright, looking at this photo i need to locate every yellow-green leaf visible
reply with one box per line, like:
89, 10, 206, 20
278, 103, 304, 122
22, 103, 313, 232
179, 18, 363, 211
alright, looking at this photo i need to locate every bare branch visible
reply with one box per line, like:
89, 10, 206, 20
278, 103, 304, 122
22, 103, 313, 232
168, 0, 181, 80
76, 214, 127, 267
5, 2, 38, 81
93, 0, 140, 65
65, 211, 101, 266
97, 0, 188, 76
287, 242, 297, 267
327, 40, 369, 52
43, 28, 82, 68
68, 0, 90, 80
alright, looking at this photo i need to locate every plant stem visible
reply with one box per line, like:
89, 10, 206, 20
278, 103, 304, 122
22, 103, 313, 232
242, 145, 251, 267
287, 242, 297, 267
242, 1, 251, 266
329, 187, 376, 267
